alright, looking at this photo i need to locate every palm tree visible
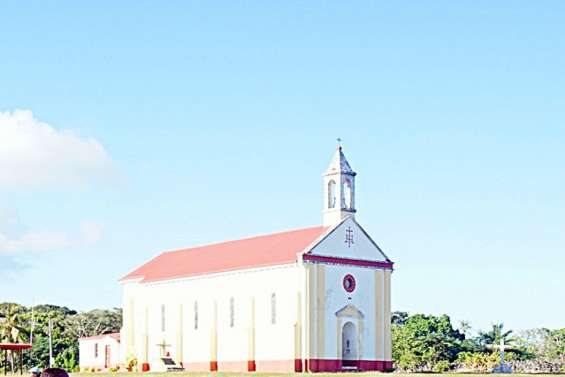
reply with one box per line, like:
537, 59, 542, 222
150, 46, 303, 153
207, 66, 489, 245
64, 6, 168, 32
0, 303, 26, 342
458, 320, 472, 336
477, 323, 515, 348
0, 303, 26, 372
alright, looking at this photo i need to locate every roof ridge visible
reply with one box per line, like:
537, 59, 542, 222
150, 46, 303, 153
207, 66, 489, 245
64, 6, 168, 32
163, 225, 325, 255
120, 225, 329, 283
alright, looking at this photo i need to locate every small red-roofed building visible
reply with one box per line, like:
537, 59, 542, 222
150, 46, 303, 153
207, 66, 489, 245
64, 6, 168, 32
119, 146, 394, 373
79, 333, 120, 371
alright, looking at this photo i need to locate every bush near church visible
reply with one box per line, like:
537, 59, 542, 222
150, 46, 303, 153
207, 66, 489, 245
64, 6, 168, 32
391, 312, 565, 373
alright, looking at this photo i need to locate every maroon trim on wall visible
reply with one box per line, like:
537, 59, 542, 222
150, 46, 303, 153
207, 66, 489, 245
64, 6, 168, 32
306, 359, 393, 372
180, 359, 392, 373
307, 359, 340, 372
357, 360, 390, 371
303, 254, 394, 269
294, 358, 303, 372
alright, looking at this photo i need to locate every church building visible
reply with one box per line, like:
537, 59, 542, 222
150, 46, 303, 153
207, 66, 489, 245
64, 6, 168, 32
119, 146, 394, 372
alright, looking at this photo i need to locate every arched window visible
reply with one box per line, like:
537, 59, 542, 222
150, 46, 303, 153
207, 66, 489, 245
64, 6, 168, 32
328, 180, 336, 209
271, 293, 276, 325
229, 297, 235, 327
194, 301, 198, 330
344, 179, 353, 209
161, 304, 166, 332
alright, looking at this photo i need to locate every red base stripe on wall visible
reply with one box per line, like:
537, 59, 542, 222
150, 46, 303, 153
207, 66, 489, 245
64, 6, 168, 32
306, 359, 394, 372
183, 361, 209, 372
294, 358, 303, 372
216, 361, 248, 372
254, 359, 296, 372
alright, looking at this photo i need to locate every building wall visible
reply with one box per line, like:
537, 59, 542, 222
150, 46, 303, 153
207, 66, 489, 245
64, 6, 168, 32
303, 217, 393, 372
304, 261, 392, 372
120, 218, 392, 373
309, 217, 388, 262
79, 337, 120, 370
121, 264, 302, 372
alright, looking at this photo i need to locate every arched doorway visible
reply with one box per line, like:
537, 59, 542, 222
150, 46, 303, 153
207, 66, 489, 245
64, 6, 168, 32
341, 321, 357, 367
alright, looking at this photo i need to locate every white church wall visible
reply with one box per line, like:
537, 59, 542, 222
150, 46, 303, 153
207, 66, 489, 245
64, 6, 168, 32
120, 280, 142, 365
255, 283, 296, 361
183, 296, 213, 369
322, 264, 378, 360
302, 214, 393, 370
122, 263, 302, 371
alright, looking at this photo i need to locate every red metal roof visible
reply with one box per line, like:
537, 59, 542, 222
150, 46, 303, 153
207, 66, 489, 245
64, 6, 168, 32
79, 332, 120, 341
121, 226, 327, 283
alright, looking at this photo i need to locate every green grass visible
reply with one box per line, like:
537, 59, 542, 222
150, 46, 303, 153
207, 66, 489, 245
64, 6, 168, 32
5, 372, 556, 377
65, 373, 564, 377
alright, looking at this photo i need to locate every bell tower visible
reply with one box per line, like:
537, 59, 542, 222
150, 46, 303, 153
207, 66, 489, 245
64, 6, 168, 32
322, 142, 357, 226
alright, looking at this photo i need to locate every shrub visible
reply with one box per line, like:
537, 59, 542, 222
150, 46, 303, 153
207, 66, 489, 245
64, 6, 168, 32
433, 360, 451, 372
125, 354, 137, 372
455, 351, 519, 372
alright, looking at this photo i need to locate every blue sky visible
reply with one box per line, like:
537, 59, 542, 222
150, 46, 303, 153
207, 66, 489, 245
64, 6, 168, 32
0, 1, 563, 333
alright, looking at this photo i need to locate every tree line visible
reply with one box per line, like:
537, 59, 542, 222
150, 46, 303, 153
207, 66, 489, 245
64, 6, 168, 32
0, 303, 121, 372
392, 311, 565, 372
2, 302, 564, 373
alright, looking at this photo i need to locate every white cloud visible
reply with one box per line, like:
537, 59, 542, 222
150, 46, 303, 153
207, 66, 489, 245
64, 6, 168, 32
0, 209, 102, 254
79, 220, 103, 244
0, 208, 23, 234
0, 109, 113, 188
0, 229, 72, 253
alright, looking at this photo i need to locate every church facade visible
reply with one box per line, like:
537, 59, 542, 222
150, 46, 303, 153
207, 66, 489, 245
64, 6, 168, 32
119, 146, 394, 372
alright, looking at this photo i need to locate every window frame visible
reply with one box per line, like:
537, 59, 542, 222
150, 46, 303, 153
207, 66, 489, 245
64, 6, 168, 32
229, 297, 235, 328
271, 292, 277, 325
194, 301, 198, 330
161, 304, 166, 332
328, 180, 337, 209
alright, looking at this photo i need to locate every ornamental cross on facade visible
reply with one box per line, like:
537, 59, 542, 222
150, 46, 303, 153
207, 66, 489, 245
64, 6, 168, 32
345, 226, 354, 247
156, 339, 171, 356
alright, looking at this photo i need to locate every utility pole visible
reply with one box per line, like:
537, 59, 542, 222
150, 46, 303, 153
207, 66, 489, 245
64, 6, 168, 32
30, 303, 35, 363
48, 316, 54, 367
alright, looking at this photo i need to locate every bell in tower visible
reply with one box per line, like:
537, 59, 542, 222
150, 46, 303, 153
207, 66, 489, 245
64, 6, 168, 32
322, 141, 357, 226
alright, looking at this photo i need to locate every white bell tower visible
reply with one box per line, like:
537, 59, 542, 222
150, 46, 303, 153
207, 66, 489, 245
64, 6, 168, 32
322, 143, 357, 227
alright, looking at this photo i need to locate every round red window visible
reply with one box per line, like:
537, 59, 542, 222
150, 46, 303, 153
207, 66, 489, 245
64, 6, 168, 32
343, 274, 356, 293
